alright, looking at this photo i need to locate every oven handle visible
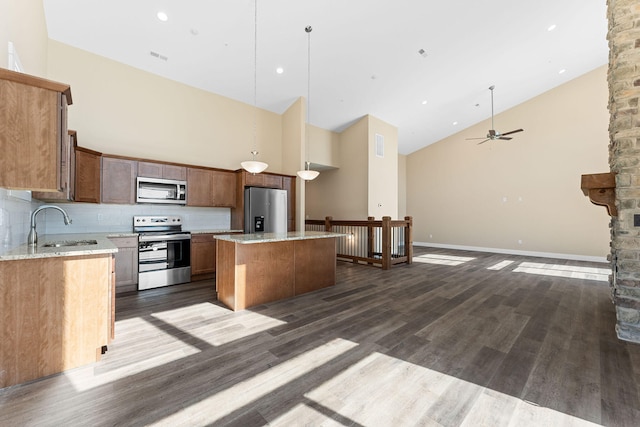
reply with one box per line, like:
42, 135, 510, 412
139, 233, 191, 242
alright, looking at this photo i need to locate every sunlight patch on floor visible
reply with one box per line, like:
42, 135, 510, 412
297, 351, 602, 426
513, 262, 610, 282
487, 260, 515, 270
156, 338, 358, 425
413, 254, 476, 266
152, 303, 287, 346
65, 317, 200, 392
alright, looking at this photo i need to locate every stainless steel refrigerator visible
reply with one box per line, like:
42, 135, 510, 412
244, 187, 288, 233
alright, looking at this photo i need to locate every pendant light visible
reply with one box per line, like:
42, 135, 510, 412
297, 26, 320, 181
241, 0, 268, 174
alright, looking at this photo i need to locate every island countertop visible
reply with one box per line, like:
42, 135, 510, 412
214, 230, 345, 244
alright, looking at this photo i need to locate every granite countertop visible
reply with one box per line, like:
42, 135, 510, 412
0, 233, 119, 261
188, 229, 243, 234
215, 231, 346, 244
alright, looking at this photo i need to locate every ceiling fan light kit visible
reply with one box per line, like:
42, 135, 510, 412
467, 85, 524, 145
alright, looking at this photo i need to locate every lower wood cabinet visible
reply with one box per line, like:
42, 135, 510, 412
108, 236, 138, 293
0, 254, 113, 388
191, 233, 217, 280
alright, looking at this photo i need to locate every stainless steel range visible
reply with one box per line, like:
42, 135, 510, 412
134, 215, 191, 290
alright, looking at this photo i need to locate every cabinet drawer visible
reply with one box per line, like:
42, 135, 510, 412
191, 233, 217, 243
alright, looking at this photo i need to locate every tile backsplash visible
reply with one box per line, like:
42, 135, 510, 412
0, 188, 40, 250
43, 203, 231, 234
0, 186, 232, 251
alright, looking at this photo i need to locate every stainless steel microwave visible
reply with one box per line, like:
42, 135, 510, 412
136, 177, 187, 205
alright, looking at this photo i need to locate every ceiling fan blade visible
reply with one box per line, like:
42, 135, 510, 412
500, 128, 524, 136
498, 137, 513, 140
477, 138, 490, 145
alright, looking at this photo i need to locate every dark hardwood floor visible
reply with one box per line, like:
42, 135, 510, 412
1, 247, 639, 426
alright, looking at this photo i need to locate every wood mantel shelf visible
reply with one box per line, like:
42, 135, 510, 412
581, 172, 617, 216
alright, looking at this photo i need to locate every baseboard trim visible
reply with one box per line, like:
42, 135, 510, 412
413, 241, 608, 264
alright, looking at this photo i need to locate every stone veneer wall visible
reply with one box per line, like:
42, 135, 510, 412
608, 0, 640, 342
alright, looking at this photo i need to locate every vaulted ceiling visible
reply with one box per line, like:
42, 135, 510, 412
43, 0, 608, 154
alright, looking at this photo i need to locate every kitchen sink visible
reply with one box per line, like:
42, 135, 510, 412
42, 239, 98, 248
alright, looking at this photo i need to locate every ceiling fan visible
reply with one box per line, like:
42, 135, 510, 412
467, 85, 523, 145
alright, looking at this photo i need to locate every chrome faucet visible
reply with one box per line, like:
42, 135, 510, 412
27, 205, 72, 246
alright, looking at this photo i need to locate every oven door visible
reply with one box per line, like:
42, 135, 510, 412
138, 233, 191, 290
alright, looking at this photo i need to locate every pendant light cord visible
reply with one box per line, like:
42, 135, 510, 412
305, 26, 312, 170
253, 0, 258, 156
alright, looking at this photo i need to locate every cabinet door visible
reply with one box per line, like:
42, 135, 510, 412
137, 161, 163, 178
191, 234, 216, 277
75, 148, 101, 203
138, 161, 186, 181
263, 174, 283, 189
244, 172, 264, 187
211, 170, 236, 207
163, 165, 187, 180
187, 167, 213, 206
0, 80, 64, 191
101, 157, 137, 204
31, 130, 74, 201
109, 236, 139, 293
283, 176, 296, 231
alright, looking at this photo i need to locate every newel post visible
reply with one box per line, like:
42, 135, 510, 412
382, 216, 391, 270
404, 216, 413, 264
367, 216, 375, 262
324, 216, 333, 232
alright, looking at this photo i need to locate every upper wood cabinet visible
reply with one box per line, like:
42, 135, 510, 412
75, 146, 102, 203
101, 157, 137, 204
138, 161, 186, 181
211, 170, 236, 207
282, 176, 296, 232
33, 132, 102, 204
187, 167, 236, 207
32, 130, 76, 202
0, 68, 72, 191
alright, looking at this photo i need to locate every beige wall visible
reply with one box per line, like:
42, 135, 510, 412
398, 154, 407, 218
308, 124, 340, 168
407, 65, 610, 258
368, 115, 398, 219
306, 116, 369, 220
282, 97, 305, 228
0, 0, 48, 75
46, 40, 283, 173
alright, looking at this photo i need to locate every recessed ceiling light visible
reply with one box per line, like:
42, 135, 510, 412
421, 100, 428, 105
547, 24, 557, 32
276, 67, 284, 74
157, 11, 168, 22
559, 68, 566, 74
453, 121, 458, 126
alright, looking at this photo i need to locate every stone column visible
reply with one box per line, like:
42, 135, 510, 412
608, 0, 640, 342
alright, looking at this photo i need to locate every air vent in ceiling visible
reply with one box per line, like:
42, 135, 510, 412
150, 51, 168, 61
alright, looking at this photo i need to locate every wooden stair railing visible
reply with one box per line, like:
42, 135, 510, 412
307, 216, 413, 270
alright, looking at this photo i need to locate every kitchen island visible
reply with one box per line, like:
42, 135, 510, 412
215, 231, 344, 311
